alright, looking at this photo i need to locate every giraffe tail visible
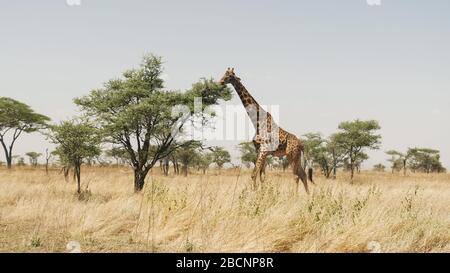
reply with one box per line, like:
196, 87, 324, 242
308, 166, 314, 184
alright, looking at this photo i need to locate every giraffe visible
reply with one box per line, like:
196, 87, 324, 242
218, 68, 314, 193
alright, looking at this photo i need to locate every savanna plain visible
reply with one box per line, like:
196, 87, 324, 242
0, 167, 449, 253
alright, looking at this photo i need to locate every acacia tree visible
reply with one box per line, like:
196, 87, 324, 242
49, 119, 101, 194
407, 148, 445, 173
326, 134, 347, 179
373, 164, 386, 172
195, 151, 213, 174
348, 151, 369, 174
75, 54, 231, 192
45, 149, 53, 174
333, 120, 381, 180
105, 147, 129, 167
25, 152, 41, 167
303, 133, 329, 176
172, 141, 202, 176
303, 133, 346, 179
279, 156, 289, 172
237, 141, 257, 168
386, 150, 408, 175
17, 157, 25, 166
211, 147, 231, 170
0, 97, 50, 168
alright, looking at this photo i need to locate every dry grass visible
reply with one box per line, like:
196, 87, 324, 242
0, 166, 449, 253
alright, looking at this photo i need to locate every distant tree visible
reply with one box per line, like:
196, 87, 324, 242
333, 120, 381, 180
373, 163, 386, 172
169, 153, 180, 175
159, 156, 170, 176
49, 119, 101, 194
211, 147, 231, 170
386, 150, 408, 175
12, 155, 20, 165
303, 133, 330, 177
0, 161, 4, 167
25, 152, 41, 167
303, 133, 346, 179
74, 54, 231, 192
17, 157, 25, 166
407, 148, 445, 173
237, 141, 257, 168
0, 97, 50, 168
279, 156, 289, 172
326, 134, 347, 179
105, 147, 129, 167
173, 141, 202, 176
351, 151, 369, 173
266, 156, 276, 170
45, 149, 52, 174
52, 149, 72, 181
194, 151, 213, 174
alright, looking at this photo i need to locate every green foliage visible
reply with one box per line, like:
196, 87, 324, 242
105, 147, 130, 165
172, 141, 203, 176
373, 163, 386, 172
49, 119, 101, 193
194, 150, 213, 173
17, 157, 26, 166
385, 148, 445, 174
237, 141, 257, 168
74, 54, 231, 191
211, 147, 231, 169
25, 152, 42, 167
407, 148, 445, 173
30, 235, 42, 248
0, 97, 50, 168
50, 120, 101, 165
386, 150, 407, 173
303, 132, 346, 179
333, 119, 381, 179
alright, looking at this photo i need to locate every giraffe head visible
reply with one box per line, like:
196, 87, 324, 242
218, 68, 241, 85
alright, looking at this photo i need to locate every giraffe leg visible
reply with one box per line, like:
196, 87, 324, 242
252, 152, 268, 189
293, 155, 309, 194
260, 160, 267, 182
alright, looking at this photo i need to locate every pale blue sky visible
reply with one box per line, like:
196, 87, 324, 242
1, 0, 449, 168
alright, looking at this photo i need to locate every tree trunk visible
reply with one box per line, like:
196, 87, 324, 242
350, 158, 355, 182
403, 159, 407, 176
182, 165, 188, 177
6, 157, 12, 169
134, 168, 150, 192
63, 167, 70, 182
75, 164, 81, 194
72, 167, 76, 181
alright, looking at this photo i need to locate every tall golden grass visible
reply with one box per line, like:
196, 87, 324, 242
0, 166, 449, 253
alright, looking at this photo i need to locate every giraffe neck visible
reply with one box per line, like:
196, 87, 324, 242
229, 78, 269, 131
